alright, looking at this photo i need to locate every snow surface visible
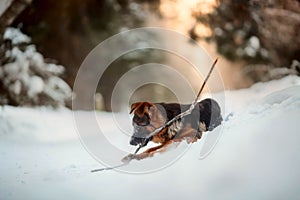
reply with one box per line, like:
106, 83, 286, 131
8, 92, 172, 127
1, 75, 300, 200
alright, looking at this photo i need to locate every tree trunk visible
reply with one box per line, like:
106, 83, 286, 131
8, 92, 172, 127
0, 0, 32, 34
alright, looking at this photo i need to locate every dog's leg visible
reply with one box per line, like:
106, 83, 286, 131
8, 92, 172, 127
175, 125, 202, 144
139, 140, 175, 158
122, 141, 173, 162
129, 128, 202, 161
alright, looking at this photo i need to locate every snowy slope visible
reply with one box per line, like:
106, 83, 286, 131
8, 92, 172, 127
1, 75, 300, 200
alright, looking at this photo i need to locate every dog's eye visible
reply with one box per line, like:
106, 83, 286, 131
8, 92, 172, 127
133, 115, 150, 126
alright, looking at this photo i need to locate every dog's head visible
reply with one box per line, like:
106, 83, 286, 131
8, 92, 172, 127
129, 102, 167, 146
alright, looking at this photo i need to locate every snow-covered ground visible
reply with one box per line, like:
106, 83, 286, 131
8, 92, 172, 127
1, 75, 300, 200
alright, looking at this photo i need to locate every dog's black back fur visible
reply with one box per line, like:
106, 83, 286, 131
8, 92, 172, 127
198, 98, 222, 131
157, 98, 222, 132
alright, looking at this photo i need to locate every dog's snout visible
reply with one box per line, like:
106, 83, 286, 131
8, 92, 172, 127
130, 137, 138, 145
134, 126, 141, 131
130, 136, 143, 146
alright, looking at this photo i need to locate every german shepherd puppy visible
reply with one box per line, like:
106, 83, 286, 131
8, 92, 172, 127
122, 98, 222, 162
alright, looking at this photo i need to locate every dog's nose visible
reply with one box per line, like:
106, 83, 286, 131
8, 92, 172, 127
130, 137, 139, 146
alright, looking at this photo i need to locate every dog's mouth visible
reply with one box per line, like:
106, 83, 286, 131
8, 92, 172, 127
130, 124, 153, 146
130, 135, 152, 146
129, 136, 144, 146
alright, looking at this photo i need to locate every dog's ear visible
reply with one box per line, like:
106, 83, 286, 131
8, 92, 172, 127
130, 102, 142, 114
130, 102, 154, 115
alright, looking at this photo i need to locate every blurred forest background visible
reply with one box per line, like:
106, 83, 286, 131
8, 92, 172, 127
0, 0, 299, 110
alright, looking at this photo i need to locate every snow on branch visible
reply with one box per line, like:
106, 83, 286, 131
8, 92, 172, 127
0, 27, 72, 108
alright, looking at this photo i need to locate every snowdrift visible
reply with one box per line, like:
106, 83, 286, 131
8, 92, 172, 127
1, 75, 300, 200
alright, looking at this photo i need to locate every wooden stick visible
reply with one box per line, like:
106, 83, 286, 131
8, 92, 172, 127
90, 163, 128, 172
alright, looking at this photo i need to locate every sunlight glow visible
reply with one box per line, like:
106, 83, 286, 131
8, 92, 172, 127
159, 0, 217, 34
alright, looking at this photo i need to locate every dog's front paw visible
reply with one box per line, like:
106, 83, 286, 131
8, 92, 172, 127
121, 154, 136, 163
121, 153, 149, 163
